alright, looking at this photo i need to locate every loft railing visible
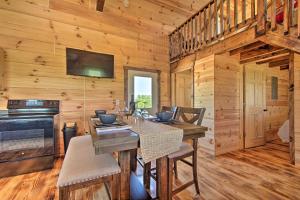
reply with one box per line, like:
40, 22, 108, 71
169, 0, 300, 62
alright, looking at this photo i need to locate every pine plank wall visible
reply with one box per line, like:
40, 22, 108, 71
0, 0, 171, 155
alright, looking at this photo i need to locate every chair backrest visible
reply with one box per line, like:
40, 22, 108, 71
161, 106, 178, 120
176, 107, 206, 126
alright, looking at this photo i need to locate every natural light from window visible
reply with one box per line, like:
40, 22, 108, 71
134, 76, 152, 109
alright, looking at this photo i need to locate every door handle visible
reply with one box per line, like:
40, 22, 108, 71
263, 109, 268, 112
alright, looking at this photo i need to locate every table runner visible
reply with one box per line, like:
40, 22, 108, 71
125, 117, 183, 163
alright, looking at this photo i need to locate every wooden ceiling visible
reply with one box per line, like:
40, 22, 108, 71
230, 41, 290, 70
64, 0, 209, 34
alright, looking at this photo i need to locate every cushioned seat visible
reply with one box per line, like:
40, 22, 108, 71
57, 135, 121, 187
168, 142, 193, 159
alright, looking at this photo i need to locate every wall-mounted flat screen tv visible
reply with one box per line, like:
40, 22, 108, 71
66, 48, 114, 78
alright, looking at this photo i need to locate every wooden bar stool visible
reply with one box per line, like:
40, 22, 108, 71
57, 135, 121, 200
167, 107, 206, 198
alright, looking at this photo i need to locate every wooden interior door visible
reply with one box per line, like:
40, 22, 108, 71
172, 70, 193, 107
245, 64, 266, 148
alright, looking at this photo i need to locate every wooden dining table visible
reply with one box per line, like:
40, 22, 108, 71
89, 117, 207, 200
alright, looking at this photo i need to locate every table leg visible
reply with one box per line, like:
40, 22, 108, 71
130, 149, 137, 172
118, 150, 131, 200
156, 156, 169, 200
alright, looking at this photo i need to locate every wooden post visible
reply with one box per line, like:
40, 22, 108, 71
199, 12, 202, 46
118, 150, 131, 200
289, 53, 295, 165
204, 7, 207, 42
156, 156, 168, 200
257, 0, 266, 34
208, 3, 212, 42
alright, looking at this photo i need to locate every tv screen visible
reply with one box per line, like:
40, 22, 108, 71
66, 48, 114, 78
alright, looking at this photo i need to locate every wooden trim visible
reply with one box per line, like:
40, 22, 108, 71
123, 66, 161, 113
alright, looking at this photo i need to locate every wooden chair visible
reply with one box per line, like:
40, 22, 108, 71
137, 106, 179, 189
167, 107, 206, 198
57, 135, 121, 200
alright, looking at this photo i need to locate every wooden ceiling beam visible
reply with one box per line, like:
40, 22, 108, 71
256, 54, 290, 64
96, 0, 105, 12
229, 41, 266, 55
269, 59, 289, 68
240, 49, 290, 64
280, 65, 289, 70
240, 45, 284, 61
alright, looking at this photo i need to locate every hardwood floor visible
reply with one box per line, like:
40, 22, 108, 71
1, 140, 299, 200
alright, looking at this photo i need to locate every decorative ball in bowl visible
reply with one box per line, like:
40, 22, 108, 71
99, 114, 117, 124
95, 110, 107, 117
156, 111, 174, 122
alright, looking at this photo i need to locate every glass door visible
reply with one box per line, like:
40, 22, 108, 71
127, 69, 159, 115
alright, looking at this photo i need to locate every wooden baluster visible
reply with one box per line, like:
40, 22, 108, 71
199, 12, 202, 47
251, 0, 255, 19
204, 8, 207, 43
284, 0, 290, 35
214, 0, 218, 38
257, 0, 266, 34
234, 0, 238, 29
208, 3, 212, 42
242, 0, 246, 23
180, 26, 184, 55
191, 18, 194, 51
220, 0, 224, 36
271, 0, 277, 31
194, 15, 198, 49
227, 0, 231, 32
298, 0, 300, 38
183, 24, 186, 53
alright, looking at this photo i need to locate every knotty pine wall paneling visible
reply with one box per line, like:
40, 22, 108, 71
294, 53, 300, 166
214, 55, 243, 155
265, 66, 289, 141
0, 0, 170, 155
194, 55, 216, 155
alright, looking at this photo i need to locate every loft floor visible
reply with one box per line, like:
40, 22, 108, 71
0, 140, 299, 200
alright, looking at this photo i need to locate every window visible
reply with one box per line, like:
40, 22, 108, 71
134, 76, 152, 109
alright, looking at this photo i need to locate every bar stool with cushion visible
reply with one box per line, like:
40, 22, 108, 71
57, 135, 121, 200
137, 106, 178, 189
167, 107, 206, 198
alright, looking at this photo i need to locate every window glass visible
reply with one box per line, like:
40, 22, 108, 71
134, 76, 152, 109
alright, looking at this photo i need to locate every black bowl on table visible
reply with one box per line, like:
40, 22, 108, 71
98, 114, 117, 124
156, 111, 174, 122
95, 110, 107, 118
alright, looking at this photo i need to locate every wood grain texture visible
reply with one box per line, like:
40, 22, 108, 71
214, 55, 243, 155
0, 0, 173, 155
294, 53, 300, 166
0, 48, 5, 93
1, 140, 299, 200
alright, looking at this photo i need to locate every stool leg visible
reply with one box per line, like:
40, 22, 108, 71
144, 162, 151, 190
111, 174, 120, 200
168, 158, 173, 199
59, 187, 69, 200
174, 160, 178, 179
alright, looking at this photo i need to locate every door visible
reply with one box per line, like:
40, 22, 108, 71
126, 69, 159, 115
171, 69, 193, 107
244, 64, 266, 148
